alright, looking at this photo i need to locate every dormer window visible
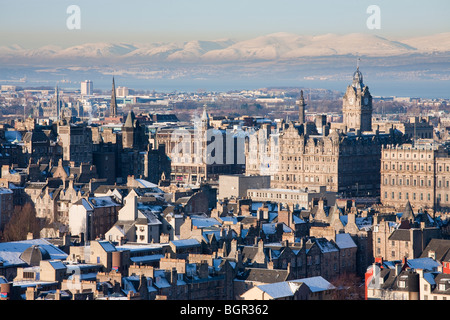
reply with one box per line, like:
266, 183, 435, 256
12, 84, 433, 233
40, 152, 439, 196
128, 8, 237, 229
428, 250, 436, 259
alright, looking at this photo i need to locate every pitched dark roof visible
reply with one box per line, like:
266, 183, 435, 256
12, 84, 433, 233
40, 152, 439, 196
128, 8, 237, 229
401, 201, 415, 221
237, 268, 289, 283
419, 239, 450, 261
124, 111, 136, 128
388, 229, 411, 241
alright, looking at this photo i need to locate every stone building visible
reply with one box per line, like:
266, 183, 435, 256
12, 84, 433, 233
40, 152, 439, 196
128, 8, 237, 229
372, 204, 441, 261
155, 105, 245, 185
245, 68, 404, 197
218, 174, 270, 200
342, 66, 373, 133
68, 196, 122, 242
57, 120, 93, 166
381, 141, 450, 211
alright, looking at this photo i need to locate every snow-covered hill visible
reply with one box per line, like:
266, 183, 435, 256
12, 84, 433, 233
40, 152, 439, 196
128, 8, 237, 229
1, 32, 449, 64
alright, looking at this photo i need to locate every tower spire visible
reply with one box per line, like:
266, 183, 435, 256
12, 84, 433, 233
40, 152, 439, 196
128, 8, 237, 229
111, 77, 117, 117
298, 90, 306, 124
55, 85, 60, 120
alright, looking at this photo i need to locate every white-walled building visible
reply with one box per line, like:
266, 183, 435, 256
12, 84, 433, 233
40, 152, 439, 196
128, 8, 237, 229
105, 190, 162, 244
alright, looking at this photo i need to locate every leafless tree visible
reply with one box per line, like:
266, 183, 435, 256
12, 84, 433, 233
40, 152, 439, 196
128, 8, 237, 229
2, 203, 40, 242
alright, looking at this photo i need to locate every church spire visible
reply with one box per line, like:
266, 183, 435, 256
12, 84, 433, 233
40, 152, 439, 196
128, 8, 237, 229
110, 77, 117, 117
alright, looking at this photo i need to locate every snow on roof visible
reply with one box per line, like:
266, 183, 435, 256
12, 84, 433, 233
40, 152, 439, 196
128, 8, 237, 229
423, 272, 436, 286
220, 216, 238, 224
48, 260, 66, 270
153, 270, 171, 288
314, 238, 339, 253
191, 216, 221, 228
98, 241, 117, 253
138, 203, 163, 214
0, 238, 68, 267
130, 254, 164, 264
135, 179, 158, 189
293, 215, 305, 224
262, 223, 293, 235
88, 196, 120, 208
0, 188, 13, 194
257, 281, 299, 299
81, 198, 93, 211
291, 276, 336, 292
407, 257, 441, 271
335, 233, 357, 249
170, 238, 201, 248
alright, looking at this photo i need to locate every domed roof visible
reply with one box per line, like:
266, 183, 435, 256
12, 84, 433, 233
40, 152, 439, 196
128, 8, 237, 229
352, 67, 364, 89
20, 245, 51, 266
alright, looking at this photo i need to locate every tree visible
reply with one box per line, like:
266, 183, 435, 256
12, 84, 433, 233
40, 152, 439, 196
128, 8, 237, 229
329, 272, 365, 300
2, 203, 41, 242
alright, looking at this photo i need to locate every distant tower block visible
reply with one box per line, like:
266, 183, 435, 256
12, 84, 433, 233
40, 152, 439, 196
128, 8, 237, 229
342, 64, 373, 132
110, 77, 118, 117
80, 80, 93, 96
298, 90, 306, 124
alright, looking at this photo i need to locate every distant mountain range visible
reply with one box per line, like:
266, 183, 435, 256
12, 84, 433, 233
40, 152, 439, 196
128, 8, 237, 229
1, 32, 450, 64
1, 32, 449, 96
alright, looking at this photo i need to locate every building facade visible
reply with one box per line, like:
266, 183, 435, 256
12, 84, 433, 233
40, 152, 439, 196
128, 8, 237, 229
381, 142, 450, 211
245, 68, 404, 197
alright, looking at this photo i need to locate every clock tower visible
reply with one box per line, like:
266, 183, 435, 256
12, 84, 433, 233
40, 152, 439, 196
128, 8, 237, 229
342, 66, 372, 132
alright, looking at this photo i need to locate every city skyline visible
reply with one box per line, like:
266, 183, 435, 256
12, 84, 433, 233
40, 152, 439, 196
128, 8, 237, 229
1, 1, 450, 99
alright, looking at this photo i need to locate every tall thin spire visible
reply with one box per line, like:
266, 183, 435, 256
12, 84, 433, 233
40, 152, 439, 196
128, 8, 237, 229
55, 85, 60, 120
298, 90, 306, 124
111, 77, 117, 117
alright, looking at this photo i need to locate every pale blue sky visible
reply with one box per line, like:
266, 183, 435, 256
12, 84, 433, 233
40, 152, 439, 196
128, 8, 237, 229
1, 0, 449, 48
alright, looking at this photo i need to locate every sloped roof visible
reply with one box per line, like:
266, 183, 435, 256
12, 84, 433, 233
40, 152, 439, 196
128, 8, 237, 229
291, 276, 336, 292
400, 201, 415, 221
0, 239, 68, 267
170, 238, 201, 248
419, 239, 450, 261
388, 229, 411, 241
124, 111, 136, 128
335, 233, 357, 249
256, 281, 300, 299
238, 268, 289, 283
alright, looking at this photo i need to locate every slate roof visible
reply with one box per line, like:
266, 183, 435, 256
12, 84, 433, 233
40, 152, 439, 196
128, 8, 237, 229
237, 268, 289, 283
0, 239, 68, 267
291, 276, 336, 292
251, 276, 335, 299
335, 233, 357, 249
420, 239, 450, 261
388, 229, 411, 241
